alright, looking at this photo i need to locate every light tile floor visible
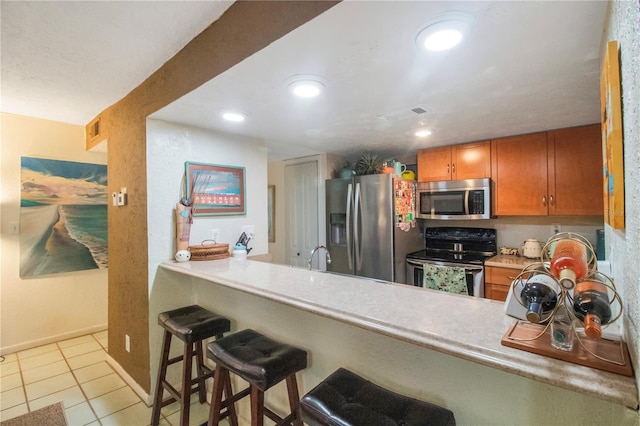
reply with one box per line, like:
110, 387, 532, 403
0, 331, 217, 426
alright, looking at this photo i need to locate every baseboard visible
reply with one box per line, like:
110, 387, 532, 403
0, 324, 108, 356
105, 353, 152, 406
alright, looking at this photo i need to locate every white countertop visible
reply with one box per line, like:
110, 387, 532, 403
159, 259, 638, 409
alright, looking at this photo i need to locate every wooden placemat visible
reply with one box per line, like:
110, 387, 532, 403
501, 320, 633, 377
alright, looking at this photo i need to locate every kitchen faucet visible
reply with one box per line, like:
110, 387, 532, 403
308, 245, 332, 270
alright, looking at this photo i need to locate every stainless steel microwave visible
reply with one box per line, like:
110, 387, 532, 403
416, 178, 492, 220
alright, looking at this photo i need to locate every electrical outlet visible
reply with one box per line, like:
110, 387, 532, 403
551, 223, 561, 235
125, 334, 130, 352
241, 225, 256, 238
211, 229, 220, 242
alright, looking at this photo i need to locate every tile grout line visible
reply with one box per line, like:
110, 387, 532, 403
14, 350, 31, 415
1, 335, 96, 422
4, 331, 162, 426
58, 335, 105, 426
90, 332, 174, 426
57, 341, 101, 426
73, 332, 151, 425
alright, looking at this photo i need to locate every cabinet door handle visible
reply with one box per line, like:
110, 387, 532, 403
542, 196, 547, 206
447, 163, 450, 174
549, 195, 555, 206
452, 163, 456, 173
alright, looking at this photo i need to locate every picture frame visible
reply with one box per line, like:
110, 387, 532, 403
268, 185, 276, 242
600, 40, 624, 229
185, 161, 246, 216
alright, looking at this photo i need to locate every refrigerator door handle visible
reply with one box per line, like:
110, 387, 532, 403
346, 183, 353, 270
354, 182, 362, 271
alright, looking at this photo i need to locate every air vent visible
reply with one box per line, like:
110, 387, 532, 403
377, 106, 430, 122
90, 118, 100, 138
86, 116, 107, 151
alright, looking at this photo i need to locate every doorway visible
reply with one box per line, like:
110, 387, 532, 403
284, 159, 321, 269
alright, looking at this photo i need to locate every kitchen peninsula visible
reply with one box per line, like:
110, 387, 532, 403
152, 259, 638, 425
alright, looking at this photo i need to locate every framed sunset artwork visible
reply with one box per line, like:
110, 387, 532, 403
185, 161, 246, 216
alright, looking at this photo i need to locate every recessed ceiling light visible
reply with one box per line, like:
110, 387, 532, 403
422, 27, 463, 51
289, 80, 324, 98
286, 75, 326, 98
222, 112, 246, 122
415, 129, 433, 137
416, 12, 473, 52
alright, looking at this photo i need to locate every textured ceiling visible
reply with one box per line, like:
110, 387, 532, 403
1, 1, 607, 162
152, 1, 608, 161
0, 1, 233, 125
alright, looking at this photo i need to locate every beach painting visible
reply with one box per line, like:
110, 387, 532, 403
20, 157, 108, 277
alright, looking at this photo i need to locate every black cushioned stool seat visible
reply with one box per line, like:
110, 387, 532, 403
151, 305, 231, 426
300, 368, 456, 426
206, 329, 308, 426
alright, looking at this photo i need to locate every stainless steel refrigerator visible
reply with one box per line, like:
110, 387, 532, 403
326, 173, 423, 283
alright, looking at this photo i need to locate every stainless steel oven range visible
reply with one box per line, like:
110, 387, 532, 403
405, 227, 497, 297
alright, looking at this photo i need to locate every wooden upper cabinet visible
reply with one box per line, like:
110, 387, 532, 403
452, 141, 491, 180
491, 132, 549, 216
417, 146, 451, 181
491, 124, 604, 217
548, 124, 604, 215
417, 141, 491, 182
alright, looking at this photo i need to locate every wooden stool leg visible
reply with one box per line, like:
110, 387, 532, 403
180, 341, 194, 426
195, 341, 207, 403
151, 330, 172, 426
208, 365, 226, 426
223, 368, 239, 426
286, 374, 303, 426
250, 385, 265, 426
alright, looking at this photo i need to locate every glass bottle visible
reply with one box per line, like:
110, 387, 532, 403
573, 279, 612, 339
550, 305, 574, 351
549, 239, 588, 289
519, 274, 558, 323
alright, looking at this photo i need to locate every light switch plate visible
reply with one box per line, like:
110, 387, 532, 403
9, 222, 19, 234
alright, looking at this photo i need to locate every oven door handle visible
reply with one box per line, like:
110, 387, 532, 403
406, 259, 428, 267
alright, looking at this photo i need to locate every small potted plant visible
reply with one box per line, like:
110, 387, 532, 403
355, 152, 382, 175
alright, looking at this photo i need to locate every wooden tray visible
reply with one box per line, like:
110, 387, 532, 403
501, 321, 633, 377
188, 241, 230, 261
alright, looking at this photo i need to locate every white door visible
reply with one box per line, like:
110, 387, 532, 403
285, 161, 318, 268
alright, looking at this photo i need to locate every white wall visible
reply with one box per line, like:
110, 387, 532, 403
145, 119, 269, 396
603, 0, 640, 389
145, 119, 269, 291
0, 113, 108, 354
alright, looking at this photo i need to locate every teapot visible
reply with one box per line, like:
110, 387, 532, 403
521, 239, 542, 259
401, 170, 416, 180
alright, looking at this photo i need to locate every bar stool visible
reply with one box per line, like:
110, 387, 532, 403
150, 305, 231, 426
206, 329, 308, 426
300, 368, 456, 426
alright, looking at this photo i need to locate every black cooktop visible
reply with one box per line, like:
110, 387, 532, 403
406, 226, 497, 265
